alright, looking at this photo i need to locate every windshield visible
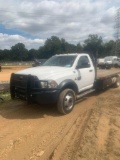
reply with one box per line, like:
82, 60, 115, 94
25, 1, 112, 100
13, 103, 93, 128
43, 55, 77, 67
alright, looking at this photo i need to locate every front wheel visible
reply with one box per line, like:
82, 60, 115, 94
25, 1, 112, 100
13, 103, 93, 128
57, 89, 75, 115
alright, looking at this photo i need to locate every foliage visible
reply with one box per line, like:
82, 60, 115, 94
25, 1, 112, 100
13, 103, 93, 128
10, 43, 28, 61
0, 35, 118, 62
83, 34, 103, 57
37, 36, 83, 59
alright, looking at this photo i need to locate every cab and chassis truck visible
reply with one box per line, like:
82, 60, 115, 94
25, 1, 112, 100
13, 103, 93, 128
10, 53, 120, 114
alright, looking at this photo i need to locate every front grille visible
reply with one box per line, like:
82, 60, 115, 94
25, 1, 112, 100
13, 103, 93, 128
13, 74, 28, 87
10, 74, 33, 100
14, 80, 27, 88
10, 73, 42, 100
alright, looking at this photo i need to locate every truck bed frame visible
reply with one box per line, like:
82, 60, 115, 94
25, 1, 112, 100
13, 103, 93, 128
95, 69, 120, 90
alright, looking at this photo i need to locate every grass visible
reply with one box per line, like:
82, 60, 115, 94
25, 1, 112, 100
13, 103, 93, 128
0, 91, 11, 103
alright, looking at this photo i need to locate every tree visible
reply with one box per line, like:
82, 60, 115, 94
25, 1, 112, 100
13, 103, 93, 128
103, 40, 116, 56
76, 43, 83, 52
28, 49, 38, 61
38, 36, 67, 59
0, 49, 10, 61
10, 43, 28, 61
44, 36, 63, 58
84, 34, 103, 57
0, 35, 118, 62
37, 36, 83, 59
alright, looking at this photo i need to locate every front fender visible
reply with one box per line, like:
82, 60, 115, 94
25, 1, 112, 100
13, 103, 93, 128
58, 79, 78, 94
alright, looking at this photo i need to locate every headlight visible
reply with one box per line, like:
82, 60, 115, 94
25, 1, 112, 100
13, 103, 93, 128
40, 81, 48, 88
40, 80, 58, 88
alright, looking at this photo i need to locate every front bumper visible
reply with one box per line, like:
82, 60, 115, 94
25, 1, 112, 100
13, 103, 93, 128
10, 73, 60, 104
31, 89, 60, 104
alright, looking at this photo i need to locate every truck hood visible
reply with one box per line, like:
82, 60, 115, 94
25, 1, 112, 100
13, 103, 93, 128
16, 66, 73, 80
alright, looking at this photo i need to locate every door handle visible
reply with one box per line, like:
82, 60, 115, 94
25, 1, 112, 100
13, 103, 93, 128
89, 69, 93, 72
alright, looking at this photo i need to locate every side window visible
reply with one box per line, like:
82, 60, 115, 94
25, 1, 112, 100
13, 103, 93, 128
77, 56, 90, 68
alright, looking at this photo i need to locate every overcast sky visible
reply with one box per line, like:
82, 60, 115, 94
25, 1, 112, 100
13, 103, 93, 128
0, 0, 119, 50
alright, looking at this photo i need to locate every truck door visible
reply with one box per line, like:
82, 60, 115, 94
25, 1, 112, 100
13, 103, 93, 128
75, 55, 95, 92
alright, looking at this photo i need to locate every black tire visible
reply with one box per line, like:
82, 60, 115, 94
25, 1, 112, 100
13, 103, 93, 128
10, 86, 15, 99
10, 73, 15, 99
57, 89, 75, 115
114, 64, 119, 68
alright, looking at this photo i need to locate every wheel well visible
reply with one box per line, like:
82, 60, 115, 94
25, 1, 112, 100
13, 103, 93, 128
61, 83, 78, 95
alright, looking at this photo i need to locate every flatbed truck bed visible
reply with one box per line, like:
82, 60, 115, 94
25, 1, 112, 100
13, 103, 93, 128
76, 69, 120, 99
94, 69, 120, 90
97, 69, 120, 79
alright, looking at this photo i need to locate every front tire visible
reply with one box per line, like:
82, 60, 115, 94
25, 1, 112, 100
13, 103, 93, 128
57, 89, 75, 115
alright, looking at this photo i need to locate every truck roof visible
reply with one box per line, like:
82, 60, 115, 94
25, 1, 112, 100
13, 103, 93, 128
55, 53, 89, 56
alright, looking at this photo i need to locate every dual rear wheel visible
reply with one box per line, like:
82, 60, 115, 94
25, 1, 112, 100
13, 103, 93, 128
113, 79, 120, 88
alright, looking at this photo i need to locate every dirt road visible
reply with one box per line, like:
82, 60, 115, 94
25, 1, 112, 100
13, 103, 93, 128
0, 88, 120, 160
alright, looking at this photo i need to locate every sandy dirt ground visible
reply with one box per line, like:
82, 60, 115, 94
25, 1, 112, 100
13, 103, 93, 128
0, 67, 120, 160
0, 89, 120, 160
0, 66, 30, 82
0, 69, 17, 82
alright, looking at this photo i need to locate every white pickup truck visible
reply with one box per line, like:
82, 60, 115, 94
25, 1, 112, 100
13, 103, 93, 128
10, 53, 120, 114
113, 58, 120, 68
97, 58, 112, 69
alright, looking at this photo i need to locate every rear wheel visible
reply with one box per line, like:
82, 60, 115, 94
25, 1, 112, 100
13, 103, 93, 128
57, 89, 75, 115
113, 80, 120, 88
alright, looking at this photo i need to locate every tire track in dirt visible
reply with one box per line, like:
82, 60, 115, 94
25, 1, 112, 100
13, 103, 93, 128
1, 89, 119, 160
0, 94, 97, 160
47, 89, 120, 160
73, 89, 120, 160
24, 98, 96, 160
50, 109, 93, 160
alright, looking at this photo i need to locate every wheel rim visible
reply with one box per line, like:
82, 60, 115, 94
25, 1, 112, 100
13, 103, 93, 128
116, 82, 120, 87
64, 92, 74, 110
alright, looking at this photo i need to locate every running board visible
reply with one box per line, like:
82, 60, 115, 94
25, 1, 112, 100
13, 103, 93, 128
76, 89, 95, 100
